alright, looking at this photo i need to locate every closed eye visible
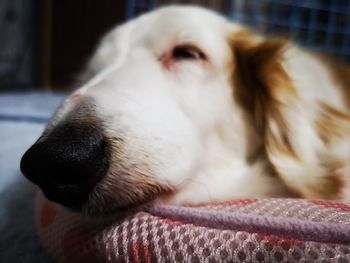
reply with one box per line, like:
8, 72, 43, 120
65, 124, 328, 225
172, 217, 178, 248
172, 45, 207, 61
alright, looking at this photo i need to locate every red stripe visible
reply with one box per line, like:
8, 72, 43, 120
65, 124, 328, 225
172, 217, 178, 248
132, 243, 141, 263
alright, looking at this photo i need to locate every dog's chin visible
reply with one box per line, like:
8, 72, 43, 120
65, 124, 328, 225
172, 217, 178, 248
80, 197, 153, 217
80, 200, 151, 218
78, 187, 174, 218
40, 169, 174, 217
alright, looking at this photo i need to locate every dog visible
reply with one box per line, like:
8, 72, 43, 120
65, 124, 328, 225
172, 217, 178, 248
21, 6, 350, 216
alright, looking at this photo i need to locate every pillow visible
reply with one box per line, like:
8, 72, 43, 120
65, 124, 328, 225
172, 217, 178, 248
36, 191, 350, 262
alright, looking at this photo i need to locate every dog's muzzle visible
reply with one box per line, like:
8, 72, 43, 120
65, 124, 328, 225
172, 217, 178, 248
20, 120, 110, 209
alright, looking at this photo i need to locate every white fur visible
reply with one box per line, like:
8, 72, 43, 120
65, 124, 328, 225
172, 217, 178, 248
51, 6, 349, 208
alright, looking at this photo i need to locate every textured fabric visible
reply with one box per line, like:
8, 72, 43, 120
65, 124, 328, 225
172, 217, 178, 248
37, 192, 350, 263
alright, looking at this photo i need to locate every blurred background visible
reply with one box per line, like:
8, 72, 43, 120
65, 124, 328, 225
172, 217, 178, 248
0, 0, 349, 91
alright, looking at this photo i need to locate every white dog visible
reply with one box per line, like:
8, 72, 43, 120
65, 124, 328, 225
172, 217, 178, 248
21, 6, 350, 215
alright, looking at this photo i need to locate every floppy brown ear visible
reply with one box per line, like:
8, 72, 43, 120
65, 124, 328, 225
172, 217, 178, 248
231, 31, 297, 159
230, 31, 349, 200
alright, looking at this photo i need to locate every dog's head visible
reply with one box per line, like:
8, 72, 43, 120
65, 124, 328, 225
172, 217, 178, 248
20, 6, 350, 215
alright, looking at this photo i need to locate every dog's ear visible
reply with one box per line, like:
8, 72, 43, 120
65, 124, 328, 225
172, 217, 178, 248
231, 31, 292, 134
230, 30, 350, 200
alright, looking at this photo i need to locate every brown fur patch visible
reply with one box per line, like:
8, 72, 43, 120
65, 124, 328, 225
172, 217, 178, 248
230, 30, 298, 159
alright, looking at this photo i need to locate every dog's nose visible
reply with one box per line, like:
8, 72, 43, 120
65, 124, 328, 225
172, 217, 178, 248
20, 122, 110, 208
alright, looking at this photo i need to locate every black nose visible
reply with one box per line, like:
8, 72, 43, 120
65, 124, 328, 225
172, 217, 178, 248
20, 122, 110, 208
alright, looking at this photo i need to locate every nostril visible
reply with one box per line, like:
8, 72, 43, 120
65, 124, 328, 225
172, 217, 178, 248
20, 122, 110, 208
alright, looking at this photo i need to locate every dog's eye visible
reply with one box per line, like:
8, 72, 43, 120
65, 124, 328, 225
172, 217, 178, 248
172, 46, 206, 61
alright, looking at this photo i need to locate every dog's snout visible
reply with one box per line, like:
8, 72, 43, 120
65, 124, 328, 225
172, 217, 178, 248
20, 122, 110, 208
